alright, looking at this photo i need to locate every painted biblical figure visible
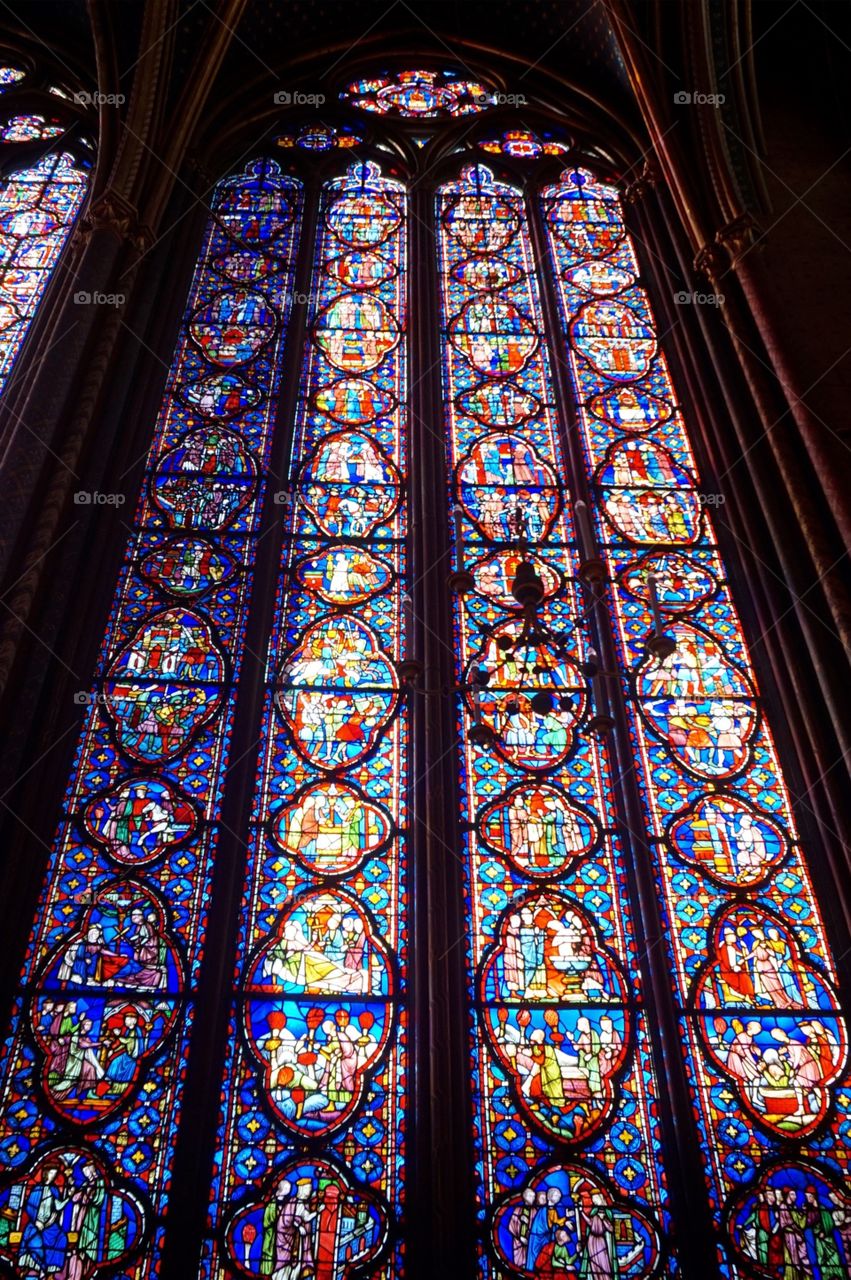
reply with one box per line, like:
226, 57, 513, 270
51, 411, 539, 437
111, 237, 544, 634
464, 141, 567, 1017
225, 1159, 386, 1280
693, 906, 847, 1136
479, 783, 597, 879
272, 782, 391, 876
492, 1163, 660, 1279
729, 1163, 851, 1280
276, 616, 398, 769
243, 893, 392, 1135
0, 1148, 144, 1280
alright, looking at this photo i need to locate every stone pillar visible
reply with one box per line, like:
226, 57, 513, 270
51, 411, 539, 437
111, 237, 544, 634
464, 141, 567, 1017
0, 190, 150, 692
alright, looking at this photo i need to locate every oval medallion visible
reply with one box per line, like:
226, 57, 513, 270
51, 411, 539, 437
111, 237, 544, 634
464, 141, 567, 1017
450, 298, 537, 377
728, 1163, 851, 1277
313, 293, 399, 373
470, 621, 586, 771
300, 429, 400, 538
481, 893, 630, 1144
327, 249, 396, 290
188, 290, 275, 366
313, 376, 394, 426
588, 383, 674, 432
571, 300, 656, 382
458, 381, 541, 428
326, 192, 400, 247
225, 1158, 387, 1279
295, 545, 392, 605
216, 183, 295, 246
457, 433, 559, 543
546, 192, 625, 257
479, 783, 598, 877
599, 439, 701, 545
179, 371, 262, 420
243, 890, 392, 1136
451, 255, 522, 292
30, 883, 184, 1123
212, 248, 285, 283
443, 194, 520, 253
103, 608, 225, 763
493, 1163, 660, 1280
667, 792, 787, 889
472, 549, 561, 609
0, 1147, 146, 1278
151, 427, 257, 531
271, 781, 392, 875
564, 260, 634, 295
619, 551, 717, 614
83, 777, 197, 867
636, 623, 757, 779
140, 537, 235, 598
694, 904, 847, 1139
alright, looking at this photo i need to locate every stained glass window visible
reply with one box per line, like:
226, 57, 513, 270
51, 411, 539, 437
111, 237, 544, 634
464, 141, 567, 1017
0, 66, 25, 89
478, 129, 570, 159
203, 159, 409, 1280
0, 147, 88, 395
543, 166, 851, 1275
341, 69, 492, 118
275, 123, 362, 151
436, 163, 672, 1277
1, 75, 850, 1280
0, 114, 66, 140
0, 156, 304, 1280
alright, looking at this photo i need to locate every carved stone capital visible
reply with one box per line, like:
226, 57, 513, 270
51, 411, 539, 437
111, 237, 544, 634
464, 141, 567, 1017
622, 159, 660, 204
693, 240, 727, 281
78, 189, 140, 244
715, 213, 763, 264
